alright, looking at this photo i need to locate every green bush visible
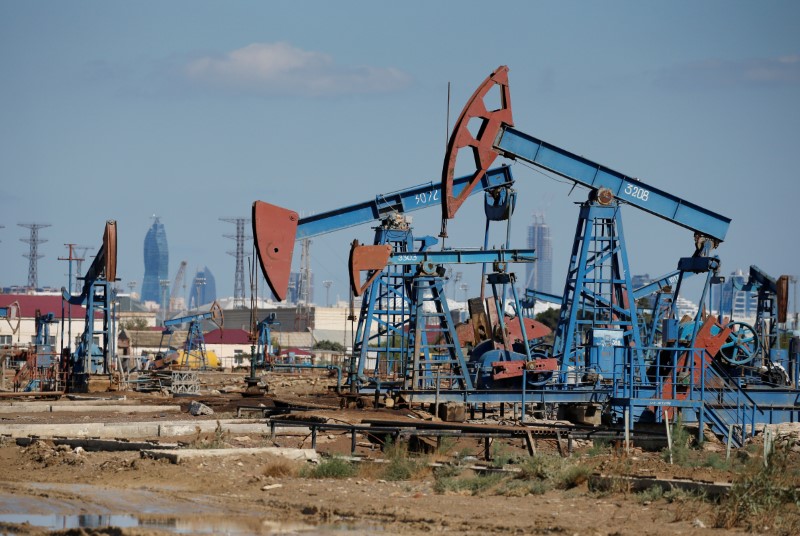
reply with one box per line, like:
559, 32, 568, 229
499, 479, 549, 497
586, 439, 612, 457
305, 457, 358, 479
662, 416, 692, 465
557, 464, 591, 489
518, 455, 561, 481
636, 485, 664, 503
490, 443, 514, 468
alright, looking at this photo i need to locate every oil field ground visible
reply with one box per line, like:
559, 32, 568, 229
0, 371, 799, 536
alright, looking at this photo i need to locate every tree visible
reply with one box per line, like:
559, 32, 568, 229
535, 308, 560, 331
120, 317, 148, 331
314, 340, 345, 352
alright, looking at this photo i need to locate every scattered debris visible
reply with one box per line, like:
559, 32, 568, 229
189, 401, 214, 416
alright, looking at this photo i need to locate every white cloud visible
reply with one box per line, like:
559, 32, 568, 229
184, 42, 411, 96
655, 54, 800, 89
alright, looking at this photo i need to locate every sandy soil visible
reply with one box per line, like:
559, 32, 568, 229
0, 371, 790, 535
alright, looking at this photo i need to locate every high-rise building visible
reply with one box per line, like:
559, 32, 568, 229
525, 213, 553, 294
141, 217, 169, 304
189, 267, 217, 309
709, 269, 758, 320
288, 271, 314, 305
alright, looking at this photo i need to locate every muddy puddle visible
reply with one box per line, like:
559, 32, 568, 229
0, 513, 327, 534
0, 482, 380, 534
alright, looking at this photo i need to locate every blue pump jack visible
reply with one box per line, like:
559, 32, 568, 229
61, 220, 118, 392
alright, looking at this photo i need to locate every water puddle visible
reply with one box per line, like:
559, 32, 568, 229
0, 482, 381, 534
0, 512, 349, 534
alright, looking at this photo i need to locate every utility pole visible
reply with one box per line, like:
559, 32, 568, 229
127, 281, 137, 312
58, 244, 83, 354
323, 280, 333, 307
459, 283, 469, 304
159, 279, 170, 325
18, 222, 52, 290
452, 271, 462, 302
792, 275, 799, 330
193, 275, 206, 310
73, 246, 92, 293
294, 239, 313, 331
221, 217, 251, 309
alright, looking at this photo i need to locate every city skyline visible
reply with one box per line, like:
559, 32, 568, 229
1, 2, 798, 311
141, 217, 169, 305
525, 212, 553, 295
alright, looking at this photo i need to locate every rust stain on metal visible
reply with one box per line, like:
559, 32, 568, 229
252, 201, 298, 301
777, 275, 789, 323
104, 220, 117, 283
506, 317, 552, 343
442, 65, 513, 221
659, 315, 730, 418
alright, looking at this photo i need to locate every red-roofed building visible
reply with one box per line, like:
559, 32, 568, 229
203, 328, 254, 369
0, 294, 105, 351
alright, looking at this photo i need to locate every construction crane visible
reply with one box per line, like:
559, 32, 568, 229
168, 260, 188, 316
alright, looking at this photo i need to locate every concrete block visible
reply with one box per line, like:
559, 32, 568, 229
0, 422, 105, 438
50, 404, 180, 413
0, 405, 51, 413
437, 402, 466, 423
141, 447, 319, 464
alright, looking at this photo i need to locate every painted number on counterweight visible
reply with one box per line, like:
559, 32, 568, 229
624, 183, 649, 202
414, 190, 439, 205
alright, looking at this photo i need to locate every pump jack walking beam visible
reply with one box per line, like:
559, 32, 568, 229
441, 66, 731, 243
253, 166, 514, 301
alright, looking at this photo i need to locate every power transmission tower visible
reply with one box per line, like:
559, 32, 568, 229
18, 223, 52, 289
73, 246, 92, 293
294, 239, 313, 330
221, 217, 251, 309
299, 238, 312, 306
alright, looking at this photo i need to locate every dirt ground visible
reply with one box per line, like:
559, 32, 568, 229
0, 371, 796, 536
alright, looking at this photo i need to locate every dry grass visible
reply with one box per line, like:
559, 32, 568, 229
262, 457, 301, 478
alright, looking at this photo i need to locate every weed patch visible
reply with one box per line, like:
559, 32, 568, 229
262, 457, 300, 478
380, 438, 429, 481
189, 421, 229, 449
636, 485, 664, 504
662, 417, 693, 465
499, 479, 549, 497
433, 473, 505, 495
557, 464, 591, 489
715, 445, 800, 533
304, 457, 358, 479
586, 439, 612, 457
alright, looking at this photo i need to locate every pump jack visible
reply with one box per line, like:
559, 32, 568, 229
61, 220, 118, 392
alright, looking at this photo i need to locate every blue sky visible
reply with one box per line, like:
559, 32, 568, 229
1, 1, 798, 310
